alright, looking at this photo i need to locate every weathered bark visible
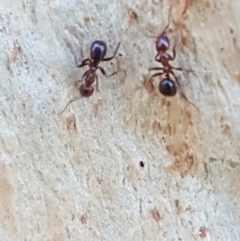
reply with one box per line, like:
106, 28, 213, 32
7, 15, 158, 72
0, 0, 240, 240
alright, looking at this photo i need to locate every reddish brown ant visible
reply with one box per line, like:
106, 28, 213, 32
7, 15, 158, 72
59, 40, 120, 114
147, 7, 198, 109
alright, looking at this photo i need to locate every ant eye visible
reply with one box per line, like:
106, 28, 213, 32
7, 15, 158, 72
159, 79, 177, 96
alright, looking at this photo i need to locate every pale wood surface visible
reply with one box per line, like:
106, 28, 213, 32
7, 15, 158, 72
0, 0, 240, 240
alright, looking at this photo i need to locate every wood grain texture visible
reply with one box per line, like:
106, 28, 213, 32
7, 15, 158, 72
0, 0, 240, 240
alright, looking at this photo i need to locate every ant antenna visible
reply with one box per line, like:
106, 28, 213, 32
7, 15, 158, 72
58, 96, 82, 115
163, 5, 173, 32
120, 21, 133, 42
145, 6, 173, 39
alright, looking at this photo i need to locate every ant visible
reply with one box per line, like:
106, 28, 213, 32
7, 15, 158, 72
147, 7, 197, 109
59, 40, 120, 114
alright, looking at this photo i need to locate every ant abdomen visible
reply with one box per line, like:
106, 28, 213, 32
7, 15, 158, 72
159, 78, 177, 97
80, 84, 94, 97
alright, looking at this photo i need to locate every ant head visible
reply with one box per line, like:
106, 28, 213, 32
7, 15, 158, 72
90, 40, 107, 62
156, 31, 170, 53
159, 78, 177, 97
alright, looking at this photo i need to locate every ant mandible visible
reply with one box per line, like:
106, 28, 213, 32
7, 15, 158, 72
59, 40, 120, 114
148, 7, 197, 108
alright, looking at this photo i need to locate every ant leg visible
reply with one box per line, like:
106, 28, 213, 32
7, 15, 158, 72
150, 72, 164, 79
164, 35, 179, 61
149, 67, 164, 71
171, 66, 196, 75
142, 72, 163, 93
171, 66, 211, 75
76, 58, 90, 68
98, 66, 117, 78
171, 35, 179, 60
170, 70, 199, 111
78, 70, 88, 83
74, 70, 88, 89
169, 69, 181, 88
155, 54, 162, 62
93, 99, 102, 118
171, 66, 184, 71
103, 42, 121, 61
58, 96, 82, 115
95, 75, 100, 92
149, 67, 164, 75
179, 90, 199, 111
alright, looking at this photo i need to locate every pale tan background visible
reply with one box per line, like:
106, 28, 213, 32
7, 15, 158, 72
0, 0, 240, 240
